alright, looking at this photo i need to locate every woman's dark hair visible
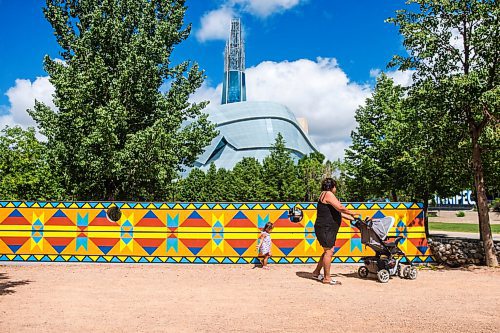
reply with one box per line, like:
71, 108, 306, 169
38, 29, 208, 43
321, 178, 337, 191
263, 222, 274, 232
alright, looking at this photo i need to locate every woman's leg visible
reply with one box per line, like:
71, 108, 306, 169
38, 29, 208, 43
322, 249, 334, 283
312, 252, 325, 277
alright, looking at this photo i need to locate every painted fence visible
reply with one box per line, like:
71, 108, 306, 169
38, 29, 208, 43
0, 201, 431, 263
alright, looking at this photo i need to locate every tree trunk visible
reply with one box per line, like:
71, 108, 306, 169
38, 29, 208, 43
106, 181, 116, 202
471, 128, 498, 266
390, 189, 398, 202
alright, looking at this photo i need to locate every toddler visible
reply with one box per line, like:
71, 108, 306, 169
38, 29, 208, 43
256, 222, 274, 269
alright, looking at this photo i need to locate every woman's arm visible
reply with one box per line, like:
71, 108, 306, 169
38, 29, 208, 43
341, 212, 355, 221
323, 192, 358, 217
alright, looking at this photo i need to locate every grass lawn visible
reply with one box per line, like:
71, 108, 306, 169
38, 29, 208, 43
429, 222, 500, 234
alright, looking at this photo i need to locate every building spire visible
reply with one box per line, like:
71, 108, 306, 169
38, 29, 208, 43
221, 18, 246, 104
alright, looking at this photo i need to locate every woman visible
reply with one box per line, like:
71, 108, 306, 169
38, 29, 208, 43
312, 178, 359, 285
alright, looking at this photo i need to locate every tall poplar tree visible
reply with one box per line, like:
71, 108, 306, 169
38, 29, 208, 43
262, 133, 303, 201
388, 0, 499, 266
30, 0, 217, 201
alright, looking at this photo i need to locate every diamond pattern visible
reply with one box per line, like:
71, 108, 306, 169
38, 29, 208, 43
0, 202, 430, 262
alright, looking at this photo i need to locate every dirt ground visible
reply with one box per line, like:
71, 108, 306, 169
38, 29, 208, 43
1, 264, 499, 333
429, 210, 500, 224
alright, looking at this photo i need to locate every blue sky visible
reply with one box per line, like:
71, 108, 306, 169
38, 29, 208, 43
0, 0, 412, 159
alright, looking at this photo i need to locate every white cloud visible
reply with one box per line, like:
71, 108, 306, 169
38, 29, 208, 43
369, 68, 415, 87
190, 82, 222, 106
2, 60, 371, 161
194, 57, 372, 161
386, 69, 415, 87
196, 6, 235, 42
197, 0, 305, 41
0, 76, 55, 131
369, 68, 381, 78
318, 140, 352, 162
245, 58, 371, 159
234, 0, 303, 17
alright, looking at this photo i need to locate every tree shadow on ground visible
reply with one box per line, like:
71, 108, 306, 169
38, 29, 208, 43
0, 272, 31, 296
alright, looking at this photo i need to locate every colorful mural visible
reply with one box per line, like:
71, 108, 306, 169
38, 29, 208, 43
0, 201, 431, 263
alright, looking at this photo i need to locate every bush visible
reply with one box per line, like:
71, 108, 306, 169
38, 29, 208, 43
456, 211, 465, 217
491, 199, 500, 213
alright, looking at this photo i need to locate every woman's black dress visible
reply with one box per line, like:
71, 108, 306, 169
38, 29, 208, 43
314, 193, 341, 248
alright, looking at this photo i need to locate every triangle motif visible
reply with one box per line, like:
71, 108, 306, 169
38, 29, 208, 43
2, 209, 30, 225
225, 211, 255, 227
136, 211, 165, 227
181, 211, 210, 227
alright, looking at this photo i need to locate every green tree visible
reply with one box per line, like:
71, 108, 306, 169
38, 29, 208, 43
400, 81, 470, 235
327, 159, 352, 202
345, 74, 408, 202
203, 163, 235, 202
30, 0, 217, 201
215, 167, 236, 202
178, 168, 207, 202
388, 0, 499, 265
345, 74, 468, 236
0, 126, 63, 200
231, 157, 266, 202
482, 124, 500, 197
298, 152, 325, 202
262, 133, 303, 201
203, 163, 218, 201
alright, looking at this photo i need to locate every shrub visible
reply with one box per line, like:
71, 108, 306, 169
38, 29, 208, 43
491, 199, 500, 213
456, 211, 465, 217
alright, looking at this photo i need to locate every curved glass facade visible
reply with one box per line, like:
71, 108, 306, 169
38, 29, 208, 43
191, 101, 319, 172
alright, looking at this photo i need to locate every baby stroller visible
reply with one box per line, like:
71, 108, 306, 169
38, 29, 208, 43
351, 217, 417, 283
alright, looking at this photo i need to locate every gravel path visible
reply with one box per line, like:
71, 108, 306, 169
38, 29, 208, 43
1, 264, 499, 332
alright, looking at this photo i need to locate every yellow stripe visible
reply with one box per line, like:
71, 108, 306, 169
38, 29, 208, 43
178, 233, 212, 239
0, 225, 32, 231
0, 231, 31, 237
43, 226, 77, 232
87, 232, 121, 238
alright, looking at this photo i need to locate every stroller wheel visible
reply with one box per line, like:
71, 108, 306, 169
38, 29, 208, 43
407, 267, 418, 280
402, 266, 411, 278
377, 269, 390, 283
398, 265, 405, 278
358, 266, 369, 278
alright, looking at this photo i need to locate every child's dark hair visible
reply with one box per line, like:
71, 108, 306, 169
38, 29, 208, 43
263, 222, 274, 232
321, 178, 337, 191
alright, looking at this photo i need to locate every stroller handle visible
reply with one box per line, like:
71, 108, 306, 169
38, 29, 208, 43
351, 216, 372, 228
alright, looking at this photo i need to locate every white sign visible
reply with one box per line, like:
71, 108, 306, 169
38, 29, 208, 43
435, 190, 476, 206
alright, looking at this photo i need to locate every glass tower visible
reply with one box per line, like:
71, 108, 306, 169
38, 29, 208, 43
221, 18, 246, 105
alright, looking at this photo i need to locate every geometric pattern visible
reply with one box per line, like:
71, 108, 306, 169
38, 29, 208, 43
0, 201, 431, 263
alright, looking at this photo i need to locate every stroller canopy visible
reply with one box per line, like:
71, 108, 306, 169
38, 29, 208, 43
371, 217, 395, 240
